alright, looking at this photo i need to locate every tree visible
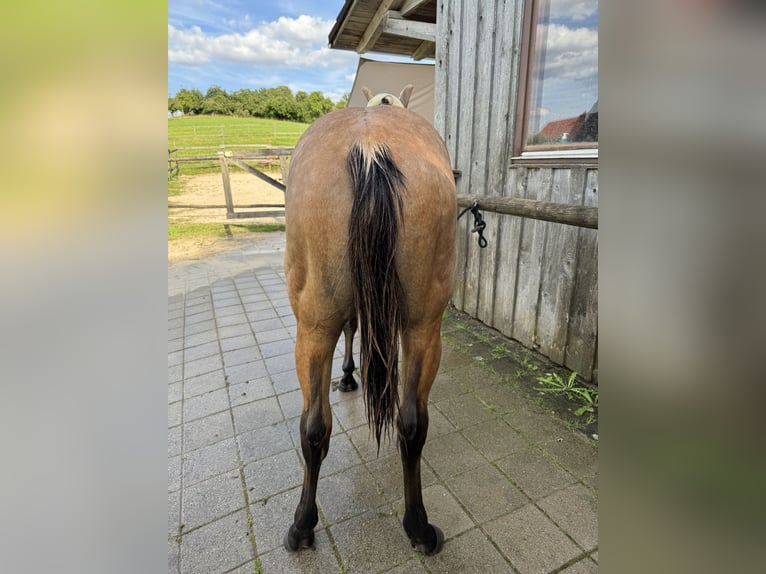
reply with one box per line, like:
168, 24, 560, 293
335, 92, 350, 110
168, 97, 179, 114
202, 86, 232, 115
174, 88, 203, 115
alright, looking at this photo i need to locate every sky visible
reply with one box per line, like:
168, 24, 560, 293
168, 0, 597, 118
169, 1, 378, 103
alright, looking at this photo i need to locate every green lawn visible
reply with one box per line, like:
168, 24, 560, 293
168, 222, 285, 241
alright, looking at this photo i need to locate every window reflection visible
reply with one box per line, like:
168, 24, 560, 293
526, 0, 598, 148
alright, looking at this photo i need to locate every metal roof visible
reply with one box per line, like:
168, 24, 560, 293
329, 0, 438, 60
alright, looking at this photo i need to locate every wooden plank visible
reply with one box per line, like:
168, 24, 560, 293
470, 0, 497, 324
219, 153, 234, 218
383, 12, 436, 43
451, 0, 478, 312
492, 167, 526, 334
227, 157, 286, 192
564, 169, 598, 379
534, 168, 581, 364
455, 195, 598, 229
356, 0, 397, 53
512, 168, 552, 347
412, 39, 434, 60
401, 0, 432, 17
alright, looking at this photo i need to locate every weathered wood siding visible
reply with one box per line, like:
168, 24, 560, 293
435, 0, 598, 380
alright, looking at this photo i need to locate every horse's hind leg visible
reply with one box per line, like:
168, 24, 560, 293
284, 322, 341, 551
396, 321, 445, 555
338, 318, 358, 392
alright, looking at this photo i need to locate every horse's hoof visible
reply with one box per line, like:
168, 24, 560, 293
411, 525, 445, 556
283, 525, 315, 552
338, 374, 358, 392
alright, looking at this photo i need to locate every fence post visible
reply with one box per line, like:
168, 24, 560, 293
219, 151, 235, 219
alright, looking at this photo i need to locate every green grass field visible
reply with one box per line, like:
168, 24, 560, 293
168, 116, 299, 245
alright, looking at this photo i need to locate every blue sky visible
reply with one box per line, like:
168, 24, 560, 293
169, 1, 371, 102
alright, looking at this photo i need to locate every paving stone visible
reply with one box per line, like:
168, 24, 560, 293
168, 401, 182, 429
538, 433, 598, 480
184, 355, 224, 379
183, 411, 234, 452
225, 360, 269, 385
183, 341, 220, 363
247, 308, 279, 322
181, 470, 245, 531
496, 448, 577, 500
169, 455, 181, 492
446, 464, 528, 524
270, 369, 299, 394
168, 382, 182, 405
168, 337, 184, 354
538, 483, 598, 551
423, 432, 487, 479
183, 387, 230, 423
182, 437, 239, 487
184, 370, 226, 399
333, 394, 368, 431
249, 486, 301, 554
179, 510, 253, 574
331, 510, 413, 574
428, 369, 470, 403
254, 326, 292, 345
237, 421, 294, 464
366, 451, 438, 504
276, 388, 303, 420
218, 323, 253, 339
393, 484, 474, 541
168, 350, 184, 367
183, 329, 218, 348
346, 423, 398, 463
559, 556, 599, 574
424, 528, 513, 574
169, 489, 181, 535
318, 432, 363, 477
184, 308, 213, 324
264, 352, 295, 375
252, 317, 283, 332
462, 418, 530, 462
504, 408, 571, 447
432, 392, 496, 430
257, 530, 339, 574
168, 539, 179, 574
425, 405, 457, 438
387, 557, 429, 573
243, 299, 272, 312
215, 304, 246, 318
216, 313, 249, 328
484, 504, 581, 574
243, 449, 304, 501
168, 425, 181, 457
232, 397, 284, 433
280, 314, 297, 328
220, 334, 257, 353
222, 347, 262, 369
169, 365, 183, 385
229, 377, 274, 407
317, 464, 387, 524
258, 339, 295, 359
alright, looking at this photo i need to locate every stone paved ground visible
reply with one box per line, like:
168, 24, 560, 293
168, 233, 598, 573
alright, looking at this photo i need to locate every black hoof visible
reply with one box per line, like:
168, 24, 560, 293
338, 373, 358, 392
283, 525, 315, 552
411, 525, 445, 556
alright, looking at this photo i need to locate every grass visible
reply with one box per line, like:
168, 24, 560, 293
535, 371, 599, 423
168, 222, 285, 241
168, 115, 309, 176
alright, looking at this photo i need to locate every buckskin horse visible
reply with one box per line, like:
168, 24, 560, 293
283, 101, 456, 555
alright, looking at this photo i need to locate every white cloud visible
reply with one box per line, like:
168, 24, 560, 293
538, 23, 598, 81
168, 15, 357, 69
549, 0, 598, 22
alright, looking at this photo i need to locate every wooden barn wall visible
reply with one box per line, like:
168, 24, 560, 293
434, 0, 598, 380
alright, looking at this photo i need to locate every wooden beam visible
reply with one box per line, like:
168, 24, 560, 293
401, 0, 431, 17
383, 11, 436, 43
412, 39, 434, 60
356, 0, 397, 53
456, 195, 598, 229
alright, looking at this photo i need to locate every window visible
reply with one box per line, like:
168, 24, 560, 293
515, 0, 598, 160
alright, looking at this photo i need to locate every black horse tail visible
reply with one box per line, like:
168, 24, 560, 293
346, 142, 405, 450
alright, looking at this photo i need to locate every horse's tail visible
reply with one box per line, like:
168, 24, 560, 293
346, 142, 405, 450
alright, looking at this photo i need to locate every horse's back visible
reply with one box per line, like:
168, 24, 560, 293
285, 106, 456, 327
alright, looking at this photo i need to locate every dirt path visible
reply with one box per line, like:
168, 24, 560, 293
168, 171, 285, 265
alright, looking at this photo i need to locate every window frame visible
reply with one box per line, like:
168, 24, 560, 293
513, 0, 598, 165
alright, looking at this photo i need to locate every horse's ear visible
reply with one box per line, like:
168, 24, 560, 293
399, 84, 414, 108
362, 86, 374, 102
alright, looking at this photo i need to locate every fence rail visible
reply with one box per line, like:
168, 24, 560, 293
456, 195, 598, 229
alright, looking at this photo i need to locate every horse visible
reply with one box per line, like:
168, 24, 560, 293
282, 102, 456, 556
